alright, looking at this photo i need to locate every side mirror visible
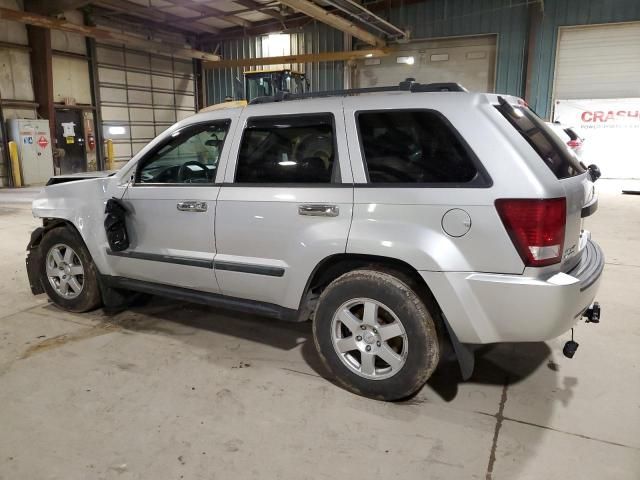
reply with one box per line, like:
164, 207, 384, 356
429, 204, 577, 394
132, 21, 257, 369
588, 164, 601, 182
205, 139, 220, 147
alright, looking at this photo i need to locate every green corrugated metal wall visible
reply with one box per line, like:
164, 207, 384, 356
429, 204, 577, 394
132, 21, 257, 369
387, 0, 529, 101
205, 1, 530, 105
528, 0, 640, 118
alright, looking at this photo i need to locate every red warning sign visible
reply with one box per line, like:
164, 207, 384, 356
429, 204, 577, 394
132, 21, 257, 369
37, 136, 49, 148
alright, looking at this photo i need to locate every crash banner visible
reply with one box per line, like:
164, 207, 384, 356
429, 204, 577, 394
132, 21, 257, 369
553, 98, 640, 179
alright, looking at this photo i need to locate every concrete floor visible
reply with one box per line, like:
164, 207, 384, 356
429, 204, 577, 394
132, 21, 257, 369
0, 181, 638, 480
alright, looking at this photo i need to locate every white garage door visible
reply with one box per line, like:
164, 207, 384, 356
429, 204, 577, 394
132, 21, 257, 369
553, 23, 640, 179
97, 44, 196, 166
355, 35, 496, 93
554, 23, 640, 100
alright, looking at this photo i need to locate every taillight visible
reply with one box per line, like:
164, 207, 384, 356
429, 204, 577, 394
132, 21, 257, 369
495, 198, 566, 267
567, 139, 582, 149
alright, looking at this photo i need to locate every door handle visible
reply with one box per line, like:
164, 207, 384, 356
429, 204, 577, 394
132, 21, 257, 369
177, 201, 208, 212
298, 204, 339, 217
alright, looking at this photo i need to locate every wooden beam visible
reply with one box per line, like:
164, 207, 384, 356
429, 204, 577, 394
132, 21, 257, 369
203, 48, 388, 69
0, 7, 221, 61
276, 0, 384, 46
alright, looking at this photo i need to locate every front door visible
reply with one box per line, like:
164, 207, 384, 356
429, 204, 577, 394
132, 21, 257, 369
109, 119, 233, 293
215, 100, 354, 310
55, 109, 86, 174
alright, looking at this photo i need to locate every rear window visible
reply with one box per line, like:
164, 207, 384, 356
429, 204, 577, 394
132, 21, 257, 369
356, 110, 485, 185
497, 99, 585, 179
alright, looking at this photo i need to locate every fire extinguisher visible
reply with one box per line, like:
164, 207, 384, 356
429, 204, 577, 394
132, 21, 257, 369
87, 132, 96, 151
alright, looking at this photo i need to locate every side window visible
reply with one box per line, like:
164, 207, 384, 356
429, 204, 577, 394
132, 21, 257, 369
235, 114, 337, 183
357, 110, 480, 184
138, 120, 230, 184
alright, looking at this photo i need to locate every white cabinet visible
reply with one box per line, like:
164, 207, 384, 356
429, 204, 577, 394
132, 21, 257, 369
7, 119, 54, 186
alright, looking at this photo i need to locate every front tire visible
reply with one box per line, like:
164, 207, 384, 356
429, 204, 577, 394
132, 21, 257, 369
313, 270, 439, 401
39, 227, 102, 313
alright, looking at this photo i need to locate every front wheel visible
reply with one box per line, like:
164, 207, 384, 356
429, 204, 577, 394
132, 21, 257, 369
313, 270, 440, 401
39, 226, 102, 313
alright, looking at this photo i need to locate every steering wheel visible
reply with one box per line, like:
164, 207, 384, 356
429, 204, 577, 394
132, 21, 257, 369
178, 160, 209, 183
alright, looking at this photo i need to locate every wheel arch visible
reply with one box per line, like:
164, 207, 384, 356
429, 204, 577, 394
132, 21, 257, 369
302, 253, 433, 303
26, 218, 94, 296
28, 218, 84, 250
300, 252, 473, 379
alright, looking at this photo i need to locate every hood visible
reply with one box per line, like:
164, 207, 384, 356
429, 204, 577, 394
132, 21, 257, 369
46, 170, 117, 186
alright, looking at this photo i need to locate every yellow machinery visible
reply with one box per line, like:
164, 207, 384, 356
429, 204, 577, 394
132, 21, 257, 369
198, 69, 308, 112
243, 69, 307, 102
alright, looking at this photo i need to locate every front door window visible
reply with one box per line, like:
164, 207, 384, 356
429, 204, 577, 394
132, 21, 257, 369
137, 120, 230, 184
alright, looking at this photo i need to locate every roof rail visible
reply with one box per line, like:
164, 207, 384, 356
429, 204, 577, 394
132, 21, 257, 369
248, 79, 468, 105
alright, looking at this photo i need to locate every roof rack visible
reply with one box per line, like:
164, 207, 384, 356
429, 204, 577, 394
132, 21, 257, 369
248, 79, 468, 105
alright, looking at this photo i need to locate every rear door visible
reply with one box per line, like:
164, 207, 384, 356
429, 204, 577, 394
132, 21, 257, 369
215, 99, 353, 310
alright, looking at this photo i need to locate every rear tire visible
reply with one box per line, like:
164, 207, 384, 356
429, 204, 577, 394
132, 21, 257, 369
39, 226, 102, 313
313, 269, 439, 401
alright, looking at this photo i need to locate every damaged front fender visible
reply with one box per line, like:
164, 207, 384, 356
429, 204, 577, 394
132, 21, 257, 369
25, 226, 46, 295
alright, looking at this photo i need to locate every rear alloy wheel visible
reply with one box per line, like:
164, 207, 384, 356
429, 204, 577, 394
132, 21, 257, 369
331, 298, 408, 380
39, 227, 102, 313
313, 270, 439, 401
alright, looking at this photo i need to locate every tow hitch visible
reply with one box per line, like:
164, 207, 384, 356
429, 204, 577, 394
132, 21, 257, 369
584, 302, 601, 323
563, 302, 602, 358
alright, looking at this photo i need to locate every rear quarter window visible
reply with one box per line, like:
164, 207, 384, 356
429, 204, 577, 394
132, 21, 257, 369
497, 100, 585, 179
356, 110, 489, 186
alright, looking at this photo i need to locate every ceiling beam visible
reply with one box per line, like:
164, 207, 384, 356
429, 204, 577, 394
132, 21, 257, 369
232, 0, 286, 22
162, 0, 251, 29
198, 14, 312, 43
24, 0, 91, 15
92, 0, 219, 34
90, 10, 202, 44
0, 7, 221, 61
203, 48, 388, 68
276, 0, 384, 46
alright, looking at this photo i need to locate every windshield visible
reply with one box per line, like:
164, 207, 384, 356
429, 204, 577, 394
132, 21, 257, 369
246, 75, 275, 101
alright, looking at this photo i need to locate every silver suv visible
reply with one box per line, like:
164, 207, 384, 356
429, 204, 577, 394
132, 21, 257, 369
26, 82, 604, 400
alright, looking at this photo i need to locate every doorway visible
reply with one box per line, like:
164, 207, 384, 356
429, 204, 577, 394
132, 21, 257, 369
55, 109, 86, 174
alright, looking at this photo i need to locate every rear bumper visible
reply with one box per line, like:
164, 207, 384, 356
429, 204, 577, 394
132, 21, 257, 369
422, 239, 604, 344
